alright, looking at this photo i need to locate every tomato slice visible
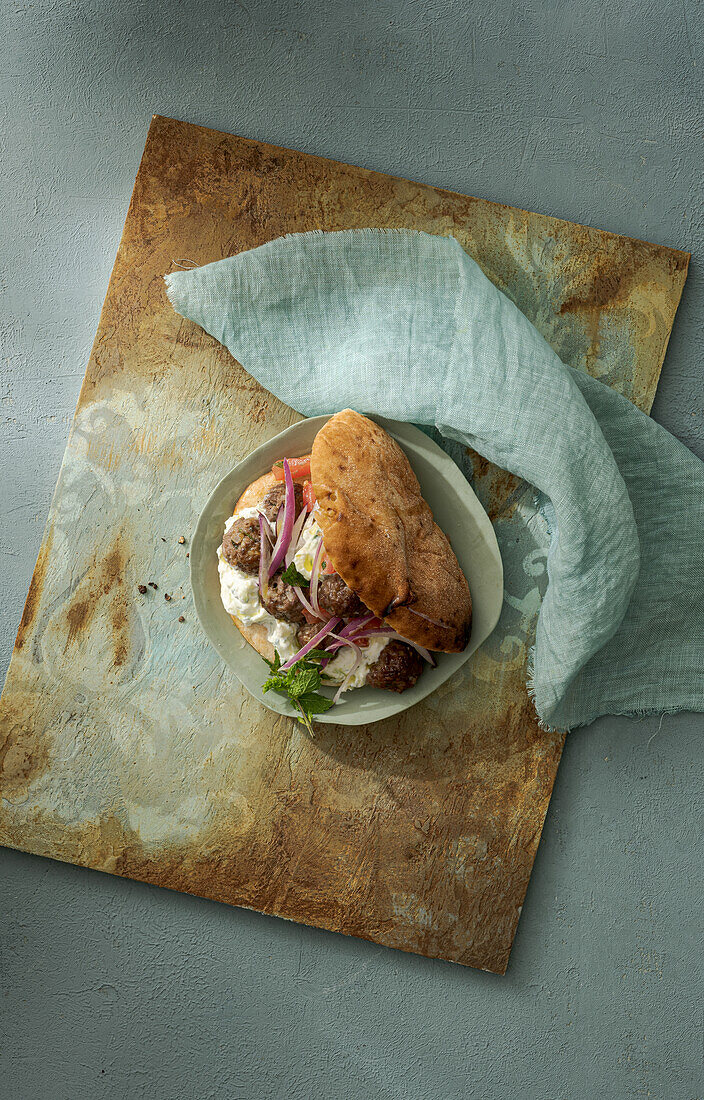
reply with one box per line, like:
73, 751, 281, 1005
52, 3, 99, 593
322, 556, 336, 575
347, 616, 383, 642
302, 480, 316, 511
272, 456, 311, 481
363, 617, 384, 630
302, 606, 325, 626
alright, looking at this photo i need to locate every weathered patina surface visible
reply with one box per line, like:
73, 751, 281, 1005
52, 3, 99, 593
0, 115, 689, 972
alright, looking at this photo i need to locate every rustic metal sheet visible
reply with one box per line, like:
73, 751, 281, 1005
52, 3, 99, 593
0, 115, 689, 973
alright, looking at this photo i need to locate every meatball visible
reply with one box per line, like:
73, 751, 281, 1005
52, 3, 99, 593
296, 620, 330, 649
222, 517, 260, 575
262, 572, 306, 624
317, 573, 366, 619
261, 481, 305, 525
365, 640, 424, 693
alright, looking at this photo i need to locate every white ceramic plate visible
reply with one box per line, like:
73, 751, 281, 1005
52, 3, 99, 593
190, 415, 503, 725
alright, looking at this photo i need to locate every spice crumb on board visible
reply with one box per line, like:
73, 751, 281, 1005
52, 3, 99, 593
165, 593, 171, 601
178, 535, 185, 544
137, 584, 147, 594
149, 582, 158, 589
178, 615, 185, 622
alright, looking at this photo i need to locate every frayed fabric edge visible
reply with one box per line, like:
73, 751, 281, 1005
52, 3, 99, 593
528, 644, 693, 733
526, 644, 559, 732
164, 228, 457, 283
274, 227, 452, 243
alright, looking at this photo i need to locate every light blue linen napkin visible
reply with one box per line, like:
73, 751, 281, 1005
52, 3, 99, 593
165, 230, 704, 730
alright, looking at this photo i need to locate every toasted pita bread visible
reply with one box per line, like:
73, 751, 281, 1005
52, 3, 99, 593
311, 411, 471, 652
234, 469, 281, 513
223, 422, 471, 657
231, 613, 277, 663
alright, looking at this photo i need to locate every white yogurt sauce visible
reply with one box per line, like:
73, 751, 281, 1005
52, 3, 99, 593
218, 505, 389, 686
217, 510, 300, 662
322, 635, 390, 689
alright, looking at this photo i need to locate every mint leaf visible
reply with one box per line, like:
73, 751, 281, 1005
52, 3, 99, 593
298, 668, 322, 693
281, 561, 309, 587
263, 649, 282, 673
264, 682, 291, 698
287, 667, 320, 698
261, 649, 336, 735
305, 648, 331, 661
298, 692, 335, 715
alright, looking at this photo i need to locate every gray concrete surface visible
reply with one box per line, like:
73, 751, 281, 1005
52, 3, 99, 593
1, 2, 702, 1097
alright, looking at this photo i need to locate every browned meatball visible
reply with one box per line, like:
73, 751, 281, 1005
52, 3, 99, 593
296, 620, 331, 649
222, 517, 260, 575
365, 640, 424, 693
261, 481, 305, 525
317, 573, 367, 619
262, 572, 306, 623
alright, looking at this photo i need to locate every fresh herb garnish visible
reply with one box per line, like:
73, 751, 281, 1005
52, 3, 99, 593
262, 649, 335, 735
280, 561, 310, 588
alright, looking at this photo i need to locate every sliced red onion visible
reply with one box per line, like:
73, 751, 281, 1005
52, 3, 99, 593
328, 633, 363, 703
280, 617, 340, 671
258, 514, 271, 599
275, 504, 284, 540
338, 614, 375, 639
293, 586, 320, 619
326, 635, 390, 657
325, 631, 363, 653
255, 507, 275, 544
300, 512, 317, 541
326, 626, 436, 667
345, 628, 395, 642
324, 617, 386, 653
309, 536, 324, 616
390, 632, 437, 666
268, 460, 295, 577
285, 508, 309, 567
333, 666, 361, 703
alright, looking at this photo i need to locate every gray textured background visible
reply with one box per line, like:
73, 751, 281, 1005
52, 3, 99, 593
1, 2, 702, 1098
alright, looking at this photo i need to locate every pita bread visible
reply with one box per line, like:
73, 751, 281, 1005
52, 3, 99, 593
310, 411, 471, 652
222, 424, 472, 657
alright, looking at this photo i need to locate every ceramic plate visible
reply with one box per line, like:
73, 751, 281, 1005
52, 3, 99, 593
191, 415, 503, 725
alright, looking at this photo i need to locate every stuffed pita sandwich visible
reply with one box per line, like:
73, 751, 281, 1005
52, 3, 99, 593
217, 410, 472, 726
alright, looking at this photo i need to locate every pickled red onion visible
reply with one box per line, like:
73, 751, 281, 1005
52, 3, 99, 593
338, 614, 375, 638
279, 617, 340, 670
309, 537, 324, 616
389, 633, 436, 666
268, 459, 295, 577
285, 508, 309, 567
293, 586, 321, 619
327, 633, 363, 703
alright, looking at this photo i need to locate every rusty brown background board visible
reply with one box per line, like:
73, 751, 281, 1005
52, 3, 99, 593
0, 116, 689, 973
